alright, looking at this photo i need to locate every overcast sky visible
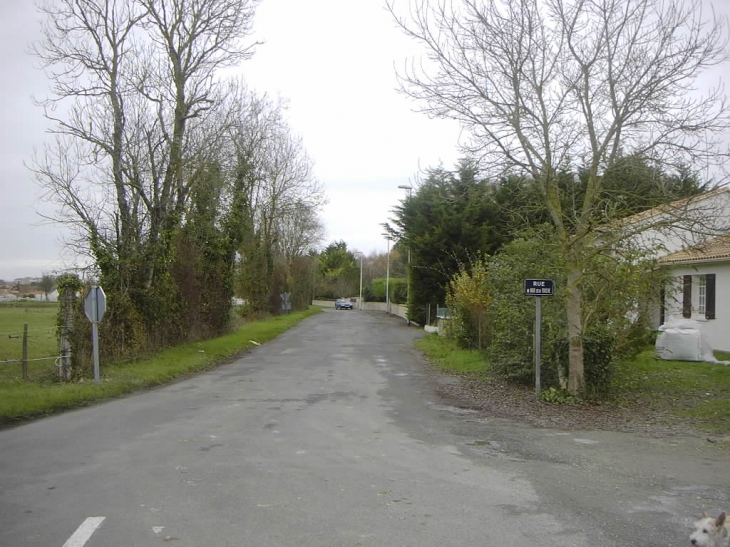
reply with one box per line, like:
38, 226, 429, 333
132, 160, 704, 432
0, 0, 462, 281
1, 0, 727, 282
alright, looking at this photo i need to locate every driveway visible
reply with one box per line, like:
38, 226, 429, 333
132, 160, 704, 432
0, 309, 726, 546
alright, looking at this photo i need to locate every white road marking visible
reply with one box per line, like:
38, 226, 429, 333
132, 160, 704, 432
573, 438, 600, 445
62, 517, 106, 547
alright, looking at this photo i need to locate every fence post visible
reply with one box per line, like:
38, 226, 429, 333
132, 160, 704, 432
22, 323, 28, 380
58, 287, 74, 381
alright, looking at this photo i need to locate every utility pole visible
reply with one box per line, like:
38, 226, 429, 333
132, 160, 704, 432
398, 184, 413, 324
355, 251, 364, 310
385, 236, 391, 314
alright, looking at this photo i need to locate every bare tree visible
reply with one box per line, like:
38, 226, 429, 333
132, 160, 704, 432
276, 201, 326, 262
32, 0, 259, 287
30, 0, 264, 355
32, 0, 147, 277
227, 89, 325, 310
388, 0, 730, 392
136, 0, 259, 283
38, 274, 57, 301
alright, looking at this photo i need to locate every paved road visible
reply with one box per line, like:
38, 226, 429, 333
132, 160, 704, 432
0, 309, 727, 546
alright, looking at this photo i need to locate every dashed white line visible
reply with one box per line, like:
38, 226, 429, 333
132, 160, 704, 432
62, 517, 106, 547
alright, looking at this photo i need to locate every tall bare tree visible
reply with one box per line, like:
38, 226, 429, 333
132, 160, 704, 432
31, 0, 261, 353
229, 91, 325, 311
32, 0, 147, 279
136, 0, 258, 283
388, 0, 730, 392
32, 0, 257, 275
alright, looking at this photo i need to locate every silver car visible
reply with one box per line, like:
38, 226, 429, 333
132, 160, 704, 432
335, 299, 353, 310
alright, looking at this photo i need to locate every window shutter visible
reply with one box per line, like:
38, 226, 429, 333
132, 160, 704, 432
705, 274, 716, 320
683, 275, 692, 318
659, 286, 665, 326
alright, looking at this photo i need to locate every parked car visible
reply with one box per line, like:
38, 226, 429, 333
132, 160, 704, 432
335, 298, 353, 310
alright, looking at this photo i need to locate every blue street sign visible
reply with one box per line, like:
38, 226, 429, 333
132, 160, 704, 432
524, 279, 554, 296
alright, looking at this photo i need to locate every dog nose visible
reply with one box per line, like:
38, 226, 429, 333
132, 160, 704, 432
691, 540, 697, 545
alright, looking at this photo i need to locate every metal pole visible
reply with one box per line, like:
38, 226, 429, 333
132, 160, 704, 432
406, 248, 411, 325
398, 185, 413, 325
385, 237, 391, 314
535, 296, 542, 397
91, 288, 100, 383
92, 322, 100, 383
359, 254, 363, 310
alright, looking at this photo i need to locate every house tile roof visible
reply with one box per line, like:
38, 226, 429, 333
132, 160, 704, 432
616, 186, 730, 227
658, 235, 730, 264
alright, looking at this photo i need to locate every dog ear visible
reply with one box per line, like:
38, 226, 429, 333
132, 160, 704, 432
716, 513, 726, 527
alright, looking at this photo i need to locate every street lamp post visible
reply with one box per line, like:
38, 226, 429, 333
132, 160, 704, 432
385, 236, 391, 314
355, 251, 363, 310
398, 185, 413, 324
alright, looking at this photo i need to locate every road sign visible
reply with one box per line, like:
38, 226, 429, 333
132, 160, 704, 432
524, 279, 554, 296
280, 293, 291, 313
524, 279, 555, 398
84, 285, 106, 384
84, 286, 107, 323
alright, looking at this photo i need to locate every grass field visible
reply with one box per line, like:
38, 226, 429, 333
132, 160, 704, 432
0, 306, 321, 426
417, 334, 730, 435
0, 302, 60, 382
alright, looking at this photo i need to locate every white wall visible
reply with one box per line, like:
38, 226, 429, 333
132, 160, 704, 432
663, 261, 730, 352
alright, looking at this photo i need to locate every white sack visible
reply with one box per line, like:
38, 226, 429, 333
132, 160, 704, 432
655, 317, 729, 364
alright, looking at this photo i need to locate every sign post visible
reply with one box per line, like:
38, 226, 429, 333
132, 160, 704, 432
84, 286, 107, 383
524, 279, 554, 397
280, 292, 291, 314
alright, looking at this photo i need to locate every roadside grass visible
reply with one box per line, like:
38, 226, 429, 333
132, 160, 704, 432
0, 307, 321, 426
417, 333, 730, 434
417, 334, 489, 374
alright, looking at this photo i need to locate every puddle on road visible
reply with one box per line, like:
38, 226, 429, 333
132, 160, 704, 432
428, 403, 478, 416
466, 440, 490, 446
466, 440, 502, 449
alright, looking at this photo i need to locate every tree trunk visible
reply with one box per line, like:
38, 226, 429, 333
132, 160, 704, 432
566, 263, 585, 394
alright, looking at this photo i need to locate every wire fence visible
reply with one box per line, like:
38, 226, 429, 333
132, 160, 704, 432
0, 325, 64, 381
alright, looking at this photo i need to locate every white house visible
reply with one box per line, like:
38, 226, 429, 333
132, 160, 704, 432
657, 236, 730, 351
617, 188, 730, 352
618, 187, 730, 258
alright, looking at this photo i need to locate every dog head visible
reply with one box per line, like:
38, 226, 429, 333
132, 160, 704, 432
690, 511, 728, 547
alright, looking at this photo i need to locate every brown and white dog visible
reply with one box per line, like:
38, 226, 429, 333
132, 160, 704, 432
691, 511, 729, 547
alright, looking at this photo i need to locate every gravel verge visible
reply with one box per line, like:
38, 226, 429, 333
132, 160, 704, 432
431, 370, 709, 438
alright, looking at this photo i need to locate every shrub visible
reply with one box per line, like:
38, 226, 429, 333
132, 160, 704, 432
445, 258, 491, 349
486, 235, 566, 385
370, 278, 406, 303
540, 387, 578, 404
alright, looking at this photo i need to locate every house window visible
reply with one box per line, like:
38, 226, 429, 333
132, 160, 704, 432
683, 273, 716, 320
699, 275, 706, 315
